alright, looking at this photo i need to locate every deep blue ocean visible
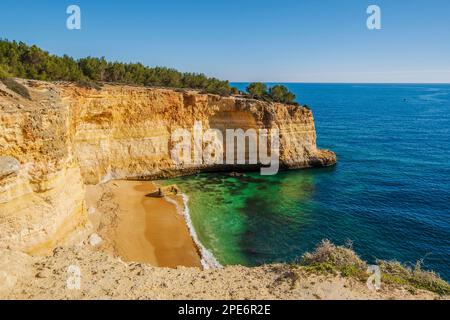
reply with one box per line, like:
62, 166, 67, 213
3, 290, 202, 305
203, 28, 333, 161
165, 83, 450, 280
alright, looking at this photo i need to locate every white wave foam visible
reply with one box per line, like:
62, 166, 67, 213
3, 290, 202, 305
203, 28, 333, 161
172, 193, 222, 269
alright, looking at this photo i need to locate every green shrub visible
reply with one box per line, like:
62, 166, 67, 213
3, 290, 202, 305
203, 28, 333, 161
245, 82, 297, 104
230, 87, 240, 95
269, 85, 296, 104
0, 65, 10, 79
246, 82, 268, 98
299, 240, 367, 280
378, 260, 450, 296
0, 39, 232, 95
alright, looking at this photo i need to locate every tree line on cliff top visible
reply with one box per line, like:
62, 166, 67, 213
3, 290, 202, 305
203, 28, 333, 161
0, 39, 297, 104
246, 82, 297, 104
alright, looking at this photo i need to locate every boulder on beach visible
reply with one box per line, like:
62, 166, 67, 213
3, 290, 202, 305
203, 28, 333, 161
146, 184, 180, 198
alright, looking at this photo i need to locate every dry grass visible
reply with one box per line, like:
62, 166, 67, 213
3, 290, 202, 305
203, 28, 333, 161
1, 78, 31, 99
298, 240, 367, 281
301, 240, 365, 269
378, 260, 450, 296
297, 239, 450, 296
75, 79, 102, 90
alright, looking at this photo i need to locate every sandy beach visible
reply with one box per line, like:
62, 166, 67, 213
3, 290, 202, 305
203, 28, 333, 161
86, 180, 201, 268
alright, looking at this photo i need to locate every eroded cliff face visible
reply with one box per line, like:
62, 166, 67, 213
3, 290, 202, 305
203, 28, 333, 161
0, 79, 335, 252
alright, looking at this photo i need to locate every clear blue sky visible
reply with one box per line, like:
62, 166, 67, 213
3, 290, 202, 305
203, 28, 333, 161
1, 0, 449, 83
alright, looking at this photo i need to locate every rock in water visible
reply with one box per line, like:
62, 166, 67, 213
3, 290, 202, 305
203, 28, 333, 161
228, 172, 244, 177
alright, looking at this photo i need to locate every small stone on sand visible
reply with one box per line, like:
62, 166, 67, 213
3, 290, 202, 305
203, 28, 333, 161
88, 233, 102, 247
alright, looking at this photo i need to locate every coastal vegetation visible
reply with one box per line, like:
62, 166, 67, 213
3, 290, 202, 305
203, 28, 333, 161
245, 82, 297, 104
0, 65, 9, 79
0, 39, 233, 95
246, 82, 268, 99
297, 240, 450, 296
0, 39, 299, 105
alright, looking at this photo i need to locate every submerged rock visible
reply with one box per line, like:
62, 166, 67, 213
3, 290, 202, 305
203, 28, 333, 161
228, 172, 244, 177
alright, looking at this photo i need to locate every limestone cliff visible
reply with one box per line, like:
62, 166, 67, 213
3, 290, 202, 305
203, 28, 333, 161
0, 79, 336, 252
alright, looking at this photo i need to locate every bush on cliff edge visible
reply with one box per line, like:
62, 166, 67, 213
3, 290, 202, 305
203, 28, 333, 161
297, 239, 450, 296
245, 82, 298, 105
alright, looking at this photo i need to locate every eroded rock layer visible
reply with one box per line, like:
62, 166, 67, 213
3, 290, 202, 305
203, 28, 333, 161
0, 79, 336, 252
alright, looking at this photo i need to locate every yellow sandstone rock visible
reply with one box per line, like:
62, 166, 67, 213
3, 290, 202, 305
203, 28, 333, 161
0, 79, 336, 252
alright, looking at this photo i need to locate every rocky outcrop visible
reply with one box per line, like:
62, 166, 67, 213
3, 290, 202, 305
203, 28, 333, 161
0, 79, 336, 252
0, 80, 88, 253
0, 156, 20, 179
66, 83, 335, 183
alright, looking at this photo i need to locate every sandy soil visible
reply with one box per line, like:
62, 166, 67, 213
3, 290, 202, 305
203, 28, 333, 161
85, 180, 201, 268
0, 245, 442, 300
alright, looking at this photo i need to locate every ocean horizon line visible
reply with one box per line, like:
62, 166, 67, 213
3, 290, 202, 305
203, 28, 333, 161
231, 81, 450, 85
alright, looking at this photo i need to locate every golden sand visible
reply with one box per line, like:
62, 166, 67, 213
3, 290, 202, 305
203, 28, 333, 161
86, 180, 201, 268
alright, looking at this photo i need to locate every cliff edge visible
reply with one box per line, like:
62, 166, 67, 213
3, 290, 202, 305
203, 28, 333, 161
0, 78, 335, 253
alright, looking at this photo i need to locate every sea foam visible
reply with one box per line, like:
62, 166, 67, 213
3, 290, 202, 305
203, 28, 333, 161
166, 193, 222, 269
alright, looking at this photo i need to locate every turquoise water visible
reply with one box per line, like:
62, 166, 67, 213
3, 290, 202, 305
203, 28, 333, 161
164, 83, 450, 280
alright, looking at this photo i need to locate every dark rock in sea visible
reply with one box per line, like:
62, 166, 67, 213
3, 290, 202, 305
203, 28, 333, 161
0, 156, 20, 179
228, 172, 244, 177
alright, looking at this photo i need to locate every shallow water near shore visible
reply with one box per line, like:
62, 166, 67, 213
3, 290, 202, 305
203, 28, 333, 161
163, 83, 450, 281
